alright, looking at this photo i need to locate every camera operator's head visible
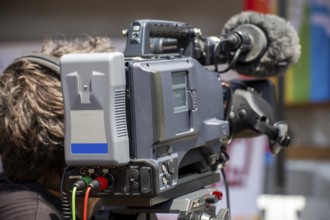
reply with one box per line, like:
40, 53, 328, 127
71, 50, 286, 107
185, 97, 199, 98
0, 36, 116, 191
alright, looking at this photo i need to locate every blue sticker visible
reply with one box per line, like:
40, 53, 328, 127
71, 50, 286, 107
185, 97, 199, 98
71, 143, 108, 154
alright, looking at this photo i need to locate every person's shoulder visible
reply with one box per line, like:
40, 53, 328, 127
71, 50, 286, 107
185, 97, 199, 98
0, 174, 64, 220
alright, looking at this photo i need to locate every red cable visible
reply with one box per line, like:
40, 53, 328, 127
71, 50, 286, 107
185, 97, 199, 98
83, 177, 108, 220
83, 186, 92, 220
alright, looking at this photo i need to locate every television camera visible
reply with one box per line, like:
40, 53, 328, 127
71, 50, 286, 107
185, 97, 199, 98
61, 12, 299, 220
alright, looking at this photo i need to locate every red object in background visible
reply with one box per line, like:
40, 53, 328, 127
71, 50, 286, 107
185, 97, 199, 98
244, 0, 272, 13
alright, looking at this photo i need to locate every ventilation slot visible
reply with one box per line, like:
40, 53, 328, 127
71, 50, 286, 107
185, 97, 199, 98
114, 89, 128, 137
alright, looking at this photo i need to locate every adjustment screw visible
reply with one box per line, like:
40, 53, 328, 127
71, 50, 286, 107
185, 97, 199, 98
238, 109, 247, 118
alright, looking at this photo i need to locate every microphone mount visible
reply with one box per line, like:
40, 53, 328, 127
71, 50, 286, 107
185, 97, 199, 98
223, 31, 252, 52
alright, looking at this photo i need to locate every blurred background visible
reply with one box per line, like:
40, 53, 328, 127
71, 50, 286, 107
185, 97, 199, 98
1, 0, 330, 219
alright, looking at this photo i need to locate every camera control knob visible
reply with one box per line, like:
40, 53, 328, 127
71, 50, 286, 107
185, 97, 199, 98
130, 181, 139, 193
129, 168, 139, 181
161, 163, 168, 173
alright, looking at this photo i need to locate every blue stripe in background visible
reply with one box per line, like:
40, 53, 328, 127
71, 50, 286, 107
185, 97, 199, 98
310, 1, 330, 102
71, 143, 108, 154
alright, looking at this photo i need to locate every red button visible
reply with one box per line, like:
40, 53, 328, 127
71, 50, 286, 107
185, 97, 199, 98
212, 191, 223, 200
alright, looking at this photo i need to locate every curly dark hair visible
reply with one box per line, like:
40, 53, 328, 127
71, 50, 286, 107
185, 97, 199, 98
0, 36, 116, 188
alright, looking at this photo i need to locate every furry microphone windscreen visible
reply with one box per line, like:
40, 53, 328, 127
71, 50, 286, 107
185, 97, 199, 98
221, 11, 301, 77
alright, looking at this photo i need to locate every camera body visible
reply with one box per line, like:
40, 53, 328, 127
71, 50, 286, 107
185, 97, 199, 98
61, 19, 287, 208
61, 54, 229, 206
61, 20, 230, 206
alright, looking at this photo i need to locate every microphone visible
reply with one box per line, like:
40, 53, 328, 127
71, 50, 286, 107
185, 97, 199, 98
220, 11, 301, 77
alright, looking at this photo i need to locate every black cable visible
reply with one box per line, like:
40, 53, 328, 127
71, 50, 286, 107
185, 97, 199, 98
61, 167, 72, 220
221, 168, 231, 220
213, 40, 242, 73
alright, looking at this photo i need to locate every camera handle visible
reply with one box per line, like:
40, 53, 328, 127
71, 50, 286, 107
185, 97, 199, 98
123, 19, 198, 57
254, 119, 290, 155
229, 83, 291, 155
